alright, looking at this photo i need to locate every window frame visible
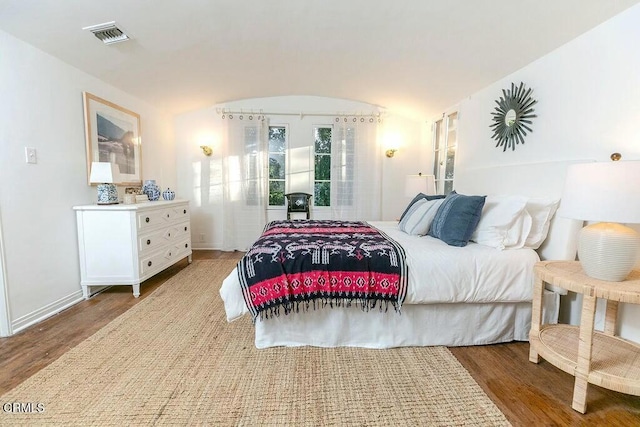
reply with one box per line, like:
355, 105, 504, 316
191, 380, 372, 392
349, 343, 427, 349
432, 109, 458, 195
313, 125, 333, 208
267, 124, 288, 209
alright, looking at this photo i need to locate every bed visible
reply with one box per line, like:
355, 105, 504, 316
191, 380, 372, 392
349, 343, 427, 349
219, 161, 584, 348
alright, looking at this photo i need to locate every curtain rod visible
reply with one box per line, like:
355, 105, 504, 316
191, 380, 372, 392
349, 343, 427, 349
215, 108, 384, 119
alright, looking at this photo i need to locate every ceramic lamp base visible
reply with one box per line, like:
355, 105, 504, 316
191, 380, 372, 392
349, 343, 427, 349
578, 222, 640, 282
96, 183, 119, 205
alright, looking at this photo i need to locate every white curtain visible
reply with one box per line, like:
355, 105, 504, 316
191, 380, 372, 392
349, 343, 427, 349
330, 117, 383, 221
220, 116, 269, 251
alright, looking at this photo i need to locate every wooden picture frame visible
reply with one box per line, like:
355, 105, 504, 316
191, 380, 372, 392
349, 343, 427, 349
83, 92, 142, 185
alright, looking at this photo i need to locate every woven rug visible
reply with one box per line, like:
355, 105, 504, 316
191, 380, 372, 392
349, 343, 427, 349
0, 259, 510, 426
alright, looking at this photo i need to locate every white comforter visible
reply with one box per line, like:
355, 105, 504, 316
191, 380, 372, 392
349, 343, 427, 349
219, 221, 540, 321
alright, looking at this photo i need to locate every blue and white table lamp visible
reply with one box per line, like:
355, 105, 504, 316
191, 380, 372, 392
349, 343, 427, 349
89, 161, 121, 205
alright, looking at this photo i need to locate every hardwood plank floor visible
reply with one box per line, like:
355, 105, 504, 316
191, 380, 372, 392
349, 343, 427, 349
1, 250, 638, 425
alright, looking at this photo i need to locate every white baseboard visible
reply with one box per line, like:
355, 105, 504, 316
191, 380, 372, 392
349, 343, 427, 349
11, 290, 84, 334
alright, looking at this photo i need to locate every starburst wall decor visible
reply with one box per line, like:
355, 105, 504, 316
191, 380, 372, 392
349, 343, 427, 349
490, 82, 537, 151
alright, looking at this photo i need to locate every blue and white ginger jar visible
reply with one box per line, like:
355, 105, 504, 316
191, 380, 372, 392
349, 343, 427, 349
162, 188, 176, 200
142, 180, 161, 201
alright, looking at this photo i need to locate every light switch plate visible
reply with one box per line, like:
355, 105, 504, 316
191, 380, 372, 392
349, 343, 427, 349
25, 147, 37, 164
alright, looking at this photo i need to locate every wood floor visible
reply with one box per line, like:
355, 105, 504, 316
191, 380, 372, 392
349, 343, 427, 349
1, 250, 638, 425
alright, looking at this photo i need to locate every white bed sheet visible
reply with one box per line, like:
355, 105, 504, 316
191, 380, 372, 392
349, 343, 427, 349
219, 221, 540, 321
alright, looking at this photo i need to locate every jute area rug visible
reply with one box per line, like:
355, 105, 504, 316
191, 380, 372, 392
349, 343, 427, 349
0, 259, 510, 426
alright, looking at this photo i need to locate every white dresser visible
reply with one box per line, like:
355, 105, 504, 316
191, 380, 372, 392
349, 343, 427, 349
73, 200, 192, 298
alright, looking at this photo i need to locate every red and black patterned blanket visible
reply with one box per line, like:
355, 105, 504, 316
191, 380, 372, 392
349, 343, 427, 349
237, 220, 407, 321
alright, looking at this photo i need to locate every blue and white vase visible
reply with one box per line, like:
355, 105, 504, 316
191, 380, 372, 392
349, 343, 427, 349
162, 188, 176, 200
142, 180, 161, 201
96, 183, 119, 205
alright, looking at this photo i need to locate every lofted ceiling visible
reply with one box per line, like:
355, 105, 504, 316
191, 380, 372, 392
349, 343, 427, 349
1, 0, 638, 119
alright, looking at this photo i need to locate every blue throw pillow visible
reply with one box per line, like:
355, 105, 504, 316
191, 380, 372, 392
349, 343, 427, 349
428, 191, 486, 247
399, 193, 446, 222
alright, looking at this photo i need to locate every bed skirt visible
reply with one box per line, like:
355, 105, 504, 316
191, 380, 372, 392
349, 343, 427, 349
253, 290, 559, 348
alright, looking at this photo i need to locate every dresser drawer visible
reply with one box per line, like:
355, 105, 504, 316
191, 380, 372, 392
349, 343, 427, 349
140, 238, 192, 276
172, 221, 191, 240
174, 237, 192, 257
138, 220, 190, 254
172, 205, 190, 220
138, 228, 171, 254
136, 206, 190, 232
136, 209, 171, 232
139, 251, 168, 276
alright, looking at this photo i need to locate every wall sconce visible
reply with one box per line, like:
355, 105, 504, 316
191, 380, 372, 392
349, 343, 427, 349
200, 145, 213, 156
385, 149, 398, 158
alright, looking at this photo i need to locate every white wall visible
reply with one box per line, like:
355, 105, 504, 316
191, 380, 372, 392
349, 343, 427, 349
453, 4, 640, 341
0, 30, 175, 335
174, 96, 428, 249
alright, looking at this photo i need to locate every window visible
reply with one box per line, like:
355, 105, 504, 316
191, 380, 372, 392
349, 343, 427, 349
314, 126, 332, 206
268, 126, 286, 206
432, 111, 458, 194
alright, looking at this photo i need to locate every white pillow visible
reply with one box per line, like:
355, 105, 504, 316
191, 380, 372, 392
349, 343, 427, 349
471, 195, 529, 250
398, 198, 445, 236
504, 210, 532, 249
524, 198, 560, 249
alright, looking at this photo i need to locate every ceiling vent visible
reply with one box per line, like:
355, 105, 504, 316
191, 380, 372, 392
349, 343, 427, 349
83, 21, 130, 45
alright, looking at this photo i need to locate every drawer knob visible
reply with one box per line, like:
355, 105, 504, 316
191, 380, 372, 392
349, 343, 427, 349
185, 243, 188, 248
168, 232, 171, 237
145, 217, 150, 223
183, 209, 187, 214
146, 239, 151, 245
184, 226, 187, 231
167, 214, 170, 218
147, 261, 152, 267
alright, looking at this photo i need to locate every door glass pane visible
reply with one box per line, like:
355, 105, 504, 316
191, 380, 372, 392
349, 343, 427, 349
268, 127, 286, 153
433, 120, 442, 151
447, 112, 458, 131
315, 155, 330, 180
444, 181, 453, 195
314, 128, 332, 153
445, 147, 456, 179
314, 182, 330, 206
269, 154, 285, 179
269, 181, 285, 206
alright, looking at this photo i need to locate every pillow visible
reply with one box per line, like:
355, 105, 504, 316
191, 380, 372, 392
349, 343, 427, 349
471, 195, 530, 250
399, 193, 446, 222
428, 191, 486, 247
398, 198, 445, 236
524, 198, 560, 249
504, 210, 533, 249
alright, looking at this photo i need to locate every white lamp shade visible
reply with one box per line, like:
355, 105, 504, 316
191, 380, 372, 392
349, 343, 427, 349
558, 161, 640, 223
89, 162, 121, 184
405, 174, 436, 197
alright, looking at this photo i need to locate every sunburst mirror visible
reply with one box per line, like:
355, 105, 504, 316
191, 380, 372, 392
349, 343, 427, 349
490, 82, 537, 151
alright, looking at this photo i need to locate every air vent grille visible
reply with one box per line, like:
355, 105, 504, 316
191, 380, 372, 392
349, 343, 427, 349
83, 21, 130, 45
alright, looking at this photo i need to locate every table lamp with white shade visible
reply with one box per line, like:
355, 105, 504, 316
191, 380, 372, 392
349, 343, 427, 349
558, 157, 640, 281
89, 161, 121, 205
405, 173, 436, 197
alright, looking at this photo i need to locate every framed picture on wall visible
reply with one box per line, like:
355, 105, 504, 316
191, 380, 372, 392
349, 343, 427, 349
83, 92, 142, 185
